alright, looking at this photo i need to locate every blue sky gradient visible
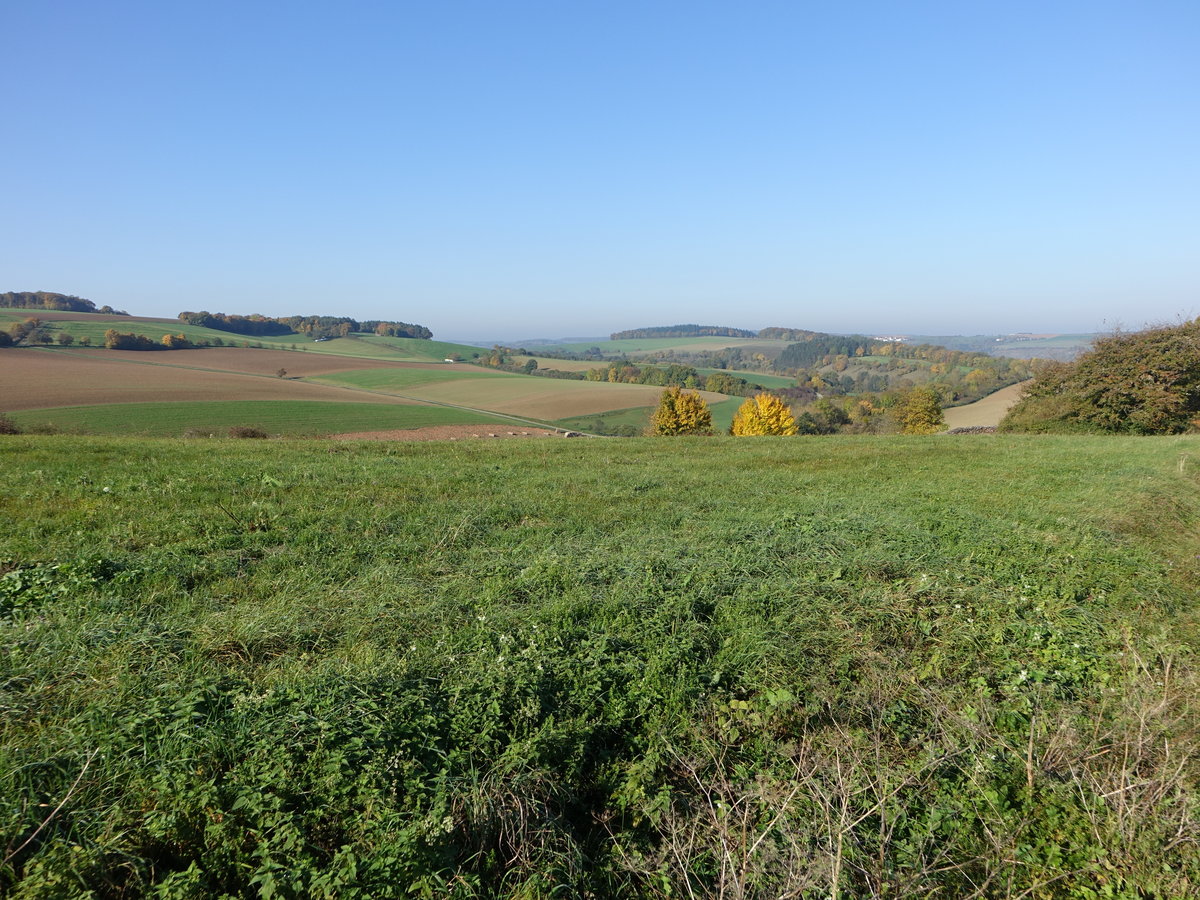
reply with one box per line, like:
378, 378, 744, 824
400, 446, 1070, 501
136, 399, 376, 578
5, 1, 1197, 340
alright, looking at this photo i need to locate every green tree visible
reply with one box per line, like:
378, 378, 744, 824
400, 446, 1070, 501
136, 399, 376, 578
1001, 320, 1200, 434
894, 387, 944, 434
650, 387, 713, 435
730, 394, 798, 435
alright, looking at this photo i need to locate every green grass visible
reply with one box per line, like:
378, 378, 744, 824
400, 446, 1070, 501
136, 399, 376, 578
9, 400, 512, 436
1, 435, 1198, 897
554, 405, 654, 434
0, 311, 482, 362
694, 367, 795, 388
0, 312, 246, 348
310, 366, 509, 392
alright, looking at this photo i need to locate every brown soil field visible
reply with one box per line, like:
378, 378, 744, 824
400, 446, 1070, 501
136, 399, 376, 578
402, 378, 728, 420
330, 425, 564, 441
53, 347, 453, 378
0, 348, 421, 411
942, 381, 1030, 429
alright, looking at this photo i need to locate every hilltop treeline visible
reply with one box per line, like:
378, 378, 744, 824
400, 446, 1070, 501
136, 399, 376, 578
757, 326, 820, 341
1, 291, 128, 315
1002, 319, 1200, 434
177, 311, 433, 340
611, 325, 757, 340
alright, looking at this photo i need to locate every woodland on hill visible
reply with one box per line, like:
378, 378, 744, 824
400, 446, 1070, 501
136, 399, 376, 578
177, 311, 433, 340
0, 292, 127, 315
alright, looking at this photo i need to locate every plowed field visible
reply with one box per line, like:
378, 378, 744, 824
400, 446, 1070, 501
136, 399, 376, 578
0, 348, 420, 410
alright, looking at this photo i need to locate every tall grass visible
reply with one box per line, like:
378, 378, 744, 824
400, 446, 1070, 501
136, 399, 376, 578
1, 435, 1197, 897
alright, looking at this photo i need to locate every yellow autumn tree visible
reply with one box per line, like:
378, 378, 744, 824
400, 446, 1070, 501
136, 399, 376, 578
894, 387, 944, 434
650, 386, 713, 435
730, 393, 798, 436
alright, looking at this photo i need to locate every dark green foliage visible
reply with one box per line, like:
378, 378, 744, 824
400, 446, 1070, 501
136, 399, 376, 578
1, 436, 1197, 897
178, 311, 434, 340
776, 334, 875, 368
0, 413, 19, 434
1002, 319, 1200, 434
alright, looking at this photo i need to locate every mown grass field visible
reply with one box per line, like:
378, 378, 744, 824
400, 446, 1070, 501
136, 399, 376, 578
2, 434, 1197, 898
9, 401, 512, 437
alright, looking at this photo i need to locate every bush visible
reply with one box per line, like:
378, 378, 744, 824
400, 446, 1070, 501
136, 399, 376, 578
227, 426, 269, 439
1002, 319, 1200, 434
0, 413, 20, 434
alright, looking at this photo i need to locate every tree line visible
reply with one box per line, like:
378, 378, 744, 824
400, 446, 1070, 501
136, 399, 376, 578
177, 311, 433, 340
1, 291, 128, 315
611, 325, 757, 339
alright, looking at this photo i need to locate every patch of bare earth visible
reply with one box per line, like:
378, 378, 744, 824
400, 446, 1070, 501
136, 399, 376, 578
942, 380, 1030, 430
0, 348, 422, 410
330, 425, 564, 441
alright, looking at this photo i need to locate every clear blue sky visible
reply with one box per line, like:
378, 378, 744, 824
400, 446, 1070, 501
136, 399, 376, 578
5, 1, 1197, 341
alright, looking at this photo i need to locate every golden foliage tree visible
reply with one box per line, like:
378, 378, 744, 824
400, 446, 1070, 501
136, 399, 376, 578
730, 393, 799, 435
650, 386, 713, 435
894, 387, 944, 434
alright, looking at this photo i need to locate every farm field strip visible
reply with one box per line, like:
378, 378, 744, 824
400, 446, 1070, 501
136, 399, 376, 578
942, 380, 1030, 429
8, 400, 513, 436
0, 349, 427, 411
394, 376, 729, 419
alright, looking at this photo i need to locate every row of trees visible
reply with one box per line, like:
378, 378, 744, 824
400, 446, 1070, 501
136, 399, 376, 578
583, 361, 764, 396
611, 325, 756, 340
177, 311, 433, 341
649, 387, 944, 436
0, 291, 127, 315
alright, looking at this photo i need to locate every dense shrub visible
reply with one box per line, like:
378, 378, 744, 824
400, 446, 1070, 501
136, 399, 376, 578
227, 425, 269, 439
1002, 319, 1200, 434
0, 412, 20, 434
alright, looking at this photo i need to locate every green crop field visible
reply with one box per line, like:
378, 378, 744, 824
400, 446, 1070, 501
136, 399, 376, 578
0, 312, 245, 348
8, 400, 511, 437
310, 366, 510, 392
2, 434, 1197, 897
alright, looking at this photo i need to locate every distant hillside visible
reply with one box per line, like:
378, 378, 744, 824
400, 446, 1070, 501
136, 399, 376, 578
1, 291, 128, 315
611, 325, 756, 340
905, 333, 1097, 361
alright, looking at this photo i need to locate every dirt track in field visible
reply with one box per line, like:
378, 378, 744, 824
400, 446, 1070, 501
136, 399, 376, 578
943, 381, 1029, 429
0, 349, 421, 410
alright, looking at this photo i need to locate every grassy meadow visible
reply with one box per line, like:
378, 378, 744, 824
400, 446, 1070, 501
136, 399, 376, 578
2, 434, 1198, 897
